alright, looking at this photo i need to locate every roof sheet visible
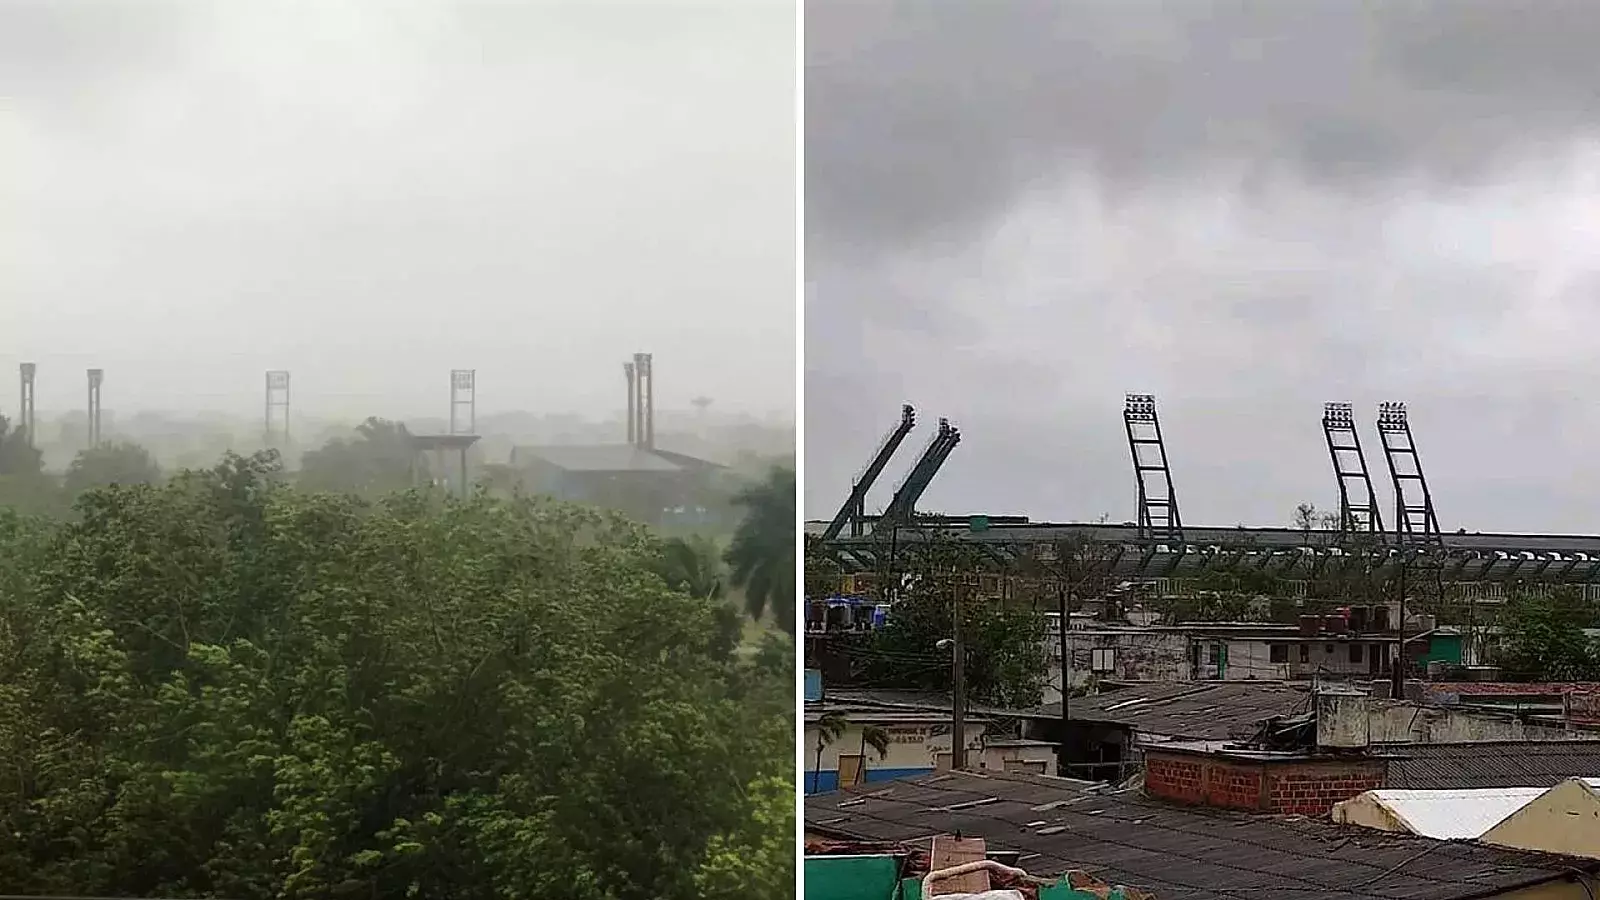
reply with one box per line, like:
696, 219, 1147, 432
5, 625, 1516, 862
1364, 788, 1544, 839
1380, 741, 1600, 790
513, 444, 684, 473
805, 770, 1600, 900
1035, 682, 1312, 741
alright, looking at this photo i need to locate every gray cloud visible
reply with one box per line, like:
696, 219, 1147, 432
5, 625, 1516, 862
806, 2, 1600, 534
3, 0, 794, 421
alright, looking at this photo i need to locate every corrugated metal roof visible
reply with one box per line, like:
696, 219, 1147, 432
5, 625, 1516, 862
805, 770, 1600, 900
512, 444, 685, 473
1364, 788, 1545, 839
1380, 740, 1600, 790
1034, 682, 1312, 740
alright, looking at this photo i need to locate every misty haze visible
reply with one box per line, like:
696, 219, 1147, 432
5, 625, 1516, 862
2, 2, 796, 898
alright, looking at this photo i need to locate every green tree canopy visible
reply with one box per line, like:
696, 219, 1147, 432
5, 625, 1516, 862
864, 566, 1048, 709
0, 414, 43, 477
725, 465, 795, 632
297, 417, 421, 497
63, 440, 163, 496
1497, 588, 1600, 681
0, 450, 791, 899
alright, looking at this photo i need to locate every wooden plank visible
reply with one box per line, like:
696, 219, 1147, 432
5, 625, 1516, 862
927, 835, 989, 895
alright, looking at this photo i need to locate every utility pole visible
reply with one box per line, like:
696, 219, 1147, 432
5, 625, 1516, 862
1058, 581, 1071, 777
1391, 557, 1407, 699
950, 575, 967, 771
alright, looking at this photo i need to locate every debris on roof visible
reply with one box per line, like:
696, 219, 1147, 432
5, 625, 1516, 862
1035, 682, 1313, 741
805, 769, 1600, 900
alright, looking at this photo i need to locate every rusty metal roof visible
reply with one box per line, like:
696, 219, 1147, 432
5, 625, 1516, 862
805, 769, 1600, 900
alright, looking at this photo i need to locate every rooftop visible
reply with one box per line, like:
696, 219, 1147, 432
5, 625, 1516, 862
1034, 681, 1312, 741
805, 769, 1600, 900
1345, 788, 1546, 840
1379, 740, 1600, 790
511, 443, 686, 473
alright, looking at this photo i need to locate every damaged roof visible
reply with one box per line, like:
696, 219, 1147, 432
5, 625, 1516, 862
1034, 681, 1313, 741
1380, 740, 1600, 790
804, 769, 1600, 900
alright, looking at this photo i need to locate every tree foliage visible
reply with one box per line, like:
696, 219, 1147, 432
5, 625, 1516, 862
297, 417, 421, 497
0, 450, 792, 899
0, 414, 43, 477
64, 440, 163, 495
726, 465, 795, 632
1497, 589, 1600, 681
861, 540, 1047, 708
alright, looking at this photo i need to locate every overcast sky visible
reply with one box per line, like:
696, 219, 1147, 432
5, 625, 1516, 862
805, 0, 1600, 535
3, 0, 794, 421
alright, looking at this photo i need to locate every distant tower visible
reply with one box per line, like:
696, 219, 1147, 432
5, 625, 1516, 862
86, 368, 104, 449
1321, 401, 1384, 539
265, 370, 291, 447
633, 352, 655, 450
449, 369, 476, 434
624, 361, 637, 444
1123, 392, 1183, 543
1375, 401, 1442, 546
18, 363, 36, 447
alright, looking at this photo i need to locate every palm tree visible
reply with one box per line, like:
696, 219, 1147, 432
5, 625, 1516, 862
726, 466, 794, 632
812, 712, 891, 791
652, 534, 726, 600
852, 724, 891, 786
812, 712, 847, 793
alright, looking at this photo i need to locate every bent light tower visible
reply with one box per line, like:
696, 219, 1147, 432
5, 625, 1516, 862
822, 404, 918, 540
878, 417, 961, 527
1376, 401, 1442, 546
1124, 393, 1183, 542
1321, 402, 1384, 539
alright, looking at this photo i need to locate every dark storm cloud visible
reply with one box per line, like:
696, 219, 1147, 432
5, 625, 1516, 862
807, 0, 1600, 254
806, 2, 1600, 533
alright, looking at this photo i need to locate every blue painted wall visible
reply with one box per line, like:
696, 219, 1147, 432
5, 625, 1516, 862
805, 766, 935, 794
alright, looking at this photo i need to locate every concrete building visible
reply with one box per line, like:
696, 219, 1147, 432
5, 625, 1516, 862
1332, 787, 1546, 839
803, 704, 990, 794
1484, 778, 1600, 859
1042, 619, 1462, 702
1332, 779, 1600, 860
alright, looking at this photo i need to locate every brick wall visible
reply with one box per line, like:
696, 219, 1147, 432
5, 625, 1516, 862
1144, 748, 1385, 815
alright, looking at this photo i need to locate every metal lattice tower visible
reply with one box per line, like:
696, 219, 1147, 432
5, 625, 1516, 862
449, 369, 476, 435
1124, 393, 1183, 542
18, 363, 36, 447
86, 368, 104, 449
1321, 402, 1384, 539
823, 404, 917, 540
265, 370, 291, 447
879, 417, 960, 526
623, 361, 637, 444
1375, 401, 1442, 546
